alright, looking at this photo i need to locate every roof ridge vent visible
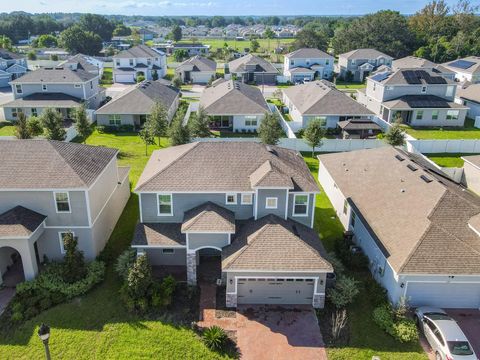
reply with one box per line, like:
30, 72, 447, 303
395, 154, 405, 162
407, 164, 418, 171
420, 174, 433, 183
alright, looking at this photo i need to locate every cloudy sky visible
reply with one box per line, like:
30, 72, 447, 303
1, 0, 477, 15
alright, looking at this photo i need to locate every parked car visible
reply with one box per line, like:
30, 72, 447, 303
415, 307, 477, 360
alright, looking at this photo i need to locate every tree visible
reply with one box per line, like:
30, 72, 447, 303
0, 35, 12, 50
79, 14, 116, 41
189, 106, 211, 138
15, 112, 31, 139
123, 254, 154, 312
258, 112, 283, 145
250, 38, 260, 53
152, 70, 159, 81
139, 126, 155, 155
264, 27, 275, 52
40, 108, 66, 141
172, 75, 183, 88
36, 34, 57, 48
146, 101, 169, 147
170, 25, 182, 42
328, 276, 360, 309
303, 119, 326, 156
74, 105, 91, 143
385, 122, 407, 147
62, 232, 87, 283
113, 24, 132, 37
59, 25, 102, 56
293, 25, 329, 51
169, 115, 190, 146
27, 51, 37, 60
173, 49, 188, 62
27, 116, 44, 137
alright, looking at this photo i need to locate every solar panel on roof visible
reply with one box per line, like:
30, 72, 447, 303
371, 72, 390, 82
402, 70, 422, 84
448, 59, 475, 70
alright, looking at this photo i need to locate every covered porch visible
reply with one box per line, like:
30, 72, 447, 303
207, 115, 233, 130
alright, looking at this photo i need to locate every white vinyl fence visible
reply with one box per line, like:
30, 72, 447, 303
407, 139, 480, 154
270, 104, 296, 139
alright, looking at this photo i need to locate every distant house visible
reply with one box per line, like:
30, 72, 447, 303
456, 83, 480, 119
199, 79, 270, 132
175, 56, 216, 84
96, 80, 180, 128
3, 66, 104, 121
163, 43, 210, 56
113, 45, 166, 83
338, 49, 393, 82
0, 49, 27, 87
442, 56, 480, 84
228, 54, 279, 85
357, 68, 469, 127
138, 28, 157, 41
282, 80, 373, 130
392, 56, 455, 80
59, 54, 104, 77
283, 48, 334, 82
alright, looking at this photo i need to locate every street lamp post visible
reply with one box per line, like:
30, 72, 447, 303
38, 323, 51, 360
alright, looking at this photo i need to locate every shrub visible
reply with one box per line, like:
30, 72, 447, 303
203, 325, 227, 351
364, 276, 388, 307
62, 233, 87, 283
327, 275, 360, 309
393, 320, 418, 343
136, 75, 145, 83
326, 252, 345, 275
115, 249, 137, 281
121, 254, 154, 313
96, 125, 106, 133
373, 303, 418, 343
152, 275, 176, 308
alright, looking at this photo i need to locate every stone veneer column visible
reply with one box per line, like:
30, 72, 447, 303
312, 294, 325, 309
226, 293, 237, 308
186, 251, 197, 285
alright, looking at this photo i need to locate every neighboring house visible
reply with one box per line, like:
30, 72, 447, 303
158, 43, 210, 56
338, 49, 393, 82
442, 56, 480, 84
228, 54, 279, 85
456, 83, 480, 119
59, 54, 104, 77
283, 48, 334, 82
138, 28, 157, 41
175, 56, 216, 84
2, 66, 104, 121
462, 155, 480, 196
318, 146, 480, 309
0, 140, 130, 285
113, 45, 166, 83
199, 79, 270, 132
338, 118, 382, 139
132, 141, 333, 308
282, 80, 374, 130
0, 49, 28, 87
96, 80, 180, 128
357, 68, 469, 126
392, 56, 455, 80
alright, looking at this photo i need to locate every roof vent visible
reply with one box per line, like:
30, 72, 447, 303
420, 175, 433, 183
400, 189, 406, 193
266, 145, 273, 153
407, 164, 418, 172
395, 154, 405, 162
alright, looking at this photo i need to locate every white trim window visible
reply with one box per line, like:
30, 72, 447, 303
241, 193, 253, 205
421, 86, 427, 93
54, 192, 71, 213
42, 84, 48, 92
432, 110, 439, 120
244, 116, 258, 127
15, 84, 22, 94
58, 231, 75, 254
446, 110, 459, 121
293, 194, 309, 216
74, 84, 81, 88
108, 114, 121, 126
226, 193, 237, 205
162, 248, 175, 254
416, 110, 424, 120
446, 85, 454, 97
31, 108, 38, 117
265, 197, 278, 209
157, 193, 173, 216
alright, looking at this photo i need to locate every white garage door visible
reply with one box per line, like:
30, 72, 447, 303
114, 73, 134, 83
406, 282, 480, 308
237, 278, 315, 305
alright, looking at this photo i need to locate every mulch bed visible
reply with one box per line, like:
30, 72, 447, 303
215, 285, 236, 319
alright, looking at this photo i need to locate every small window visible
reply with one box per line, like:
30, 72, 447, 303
54, 192, 71, 213
158, 193, 173, 215
11, 107, 23, 119
74, 84, 81, 88
432, 110, 439, 120
31, 108, 37, 117
421, 86, 427, 93
90, 81, 93, 89
162, 248, 175, 254
325, 59, 329, 65
351, 59, 356, 65
416, 110, 424, 120
351, 211, 356, 228
343, 199, 348, 215
58, 231, 75, 254
42, 84, 48, 91
265, 197, 278, 209
147, 58, 151, 66
226, 193, 237, 205
446, 110, 459, 121
108, 114, 121, 125
446, 85, 454, 97
115, 60, 120, 67
129, 59, 134, 66
244, 116, 257, 127
15, 84, 22, 94
241, 193, 253, 205
293, 194, 308, 216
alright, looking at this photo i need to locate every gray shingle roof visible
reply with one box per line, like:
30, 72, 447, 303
0, 206, 46, 238
0, 49, 24, 60
228, 54, 278, 74
442, 56, 480, 75
96, 80, 179, 115
282, 80, 373, 116
392, 56, 452, 74
60, 54, 99, 73
382, 95, 467, 110
457, 84, 480, 104
222, 215, 332, 272
176, 56, 216, 72
132, 223, 186, 246
318, 146, 480, 275
200, 80, 269, 115
10, 66, 96, 83
340, 48, 392, 60
113, 45, 161, 59
0, 140, 118, 189
135, 141, 319, 193
182, 202, 235, 233
3, 93, 82, 108
285, 48, 333, 59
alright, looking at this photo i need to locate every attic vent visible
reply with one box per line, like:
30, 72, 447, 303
407, 164, 418, 172
395, 155, 405, 162
420, 175, 433, 183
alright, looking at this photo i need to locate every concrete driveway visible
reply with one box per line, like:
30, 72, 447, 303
448, 309, 480, 356
236, 305, 327, 360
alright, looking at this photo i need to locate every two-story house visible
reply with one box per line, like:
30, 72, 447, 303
199, 79, 271, 132
0, 140, 130, 286
442, 56, 480, 84
132, 141, 332, 308
59, 54, 105, 77
0, 49, 28, 87
392, 56, 455, 80
283, 48, 334, 83
338, 48, 393, 82
2, 66, 104, 122
113, 45, 166, 83
357, 68, 469, 127
228, 54, 279, 85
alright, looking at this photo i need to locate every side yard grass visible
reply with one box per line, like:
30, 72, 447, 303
403, 118, 480, 139
334, 80, 366, 90
304, 154, 427, 360
425, 153, 469, 168
100, 67, 113, 87
0, 122, 15, 136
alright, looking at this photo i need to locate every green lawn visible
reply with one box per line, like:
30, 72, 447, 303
425, 153, 470, 168
0, 130, 230, 360
334, 80, 366, 90
100, 67, 113, 87
0, 123, 15, 136
403, 118, 480, 139
304, 154, 427, 360
181, 38, 295, 53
